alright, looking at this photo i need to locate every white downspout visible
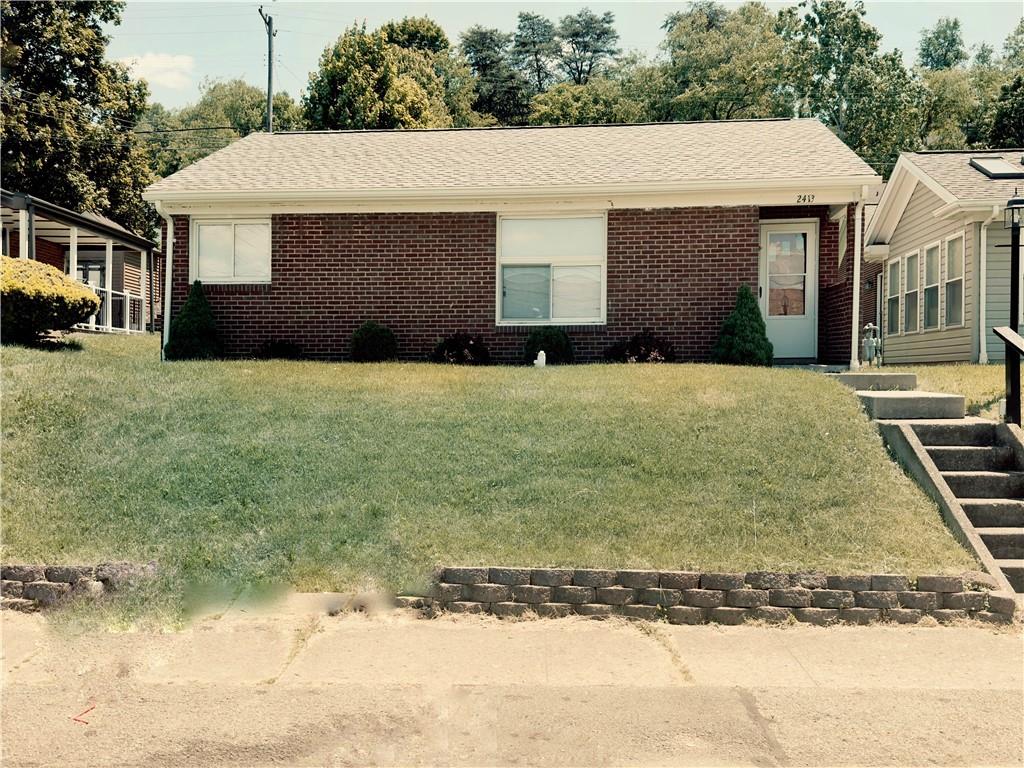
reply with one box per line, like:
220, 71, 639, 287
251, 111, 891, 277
978, 206, 1000, 365
850, 195, 865, 370
154, 202, 174, 361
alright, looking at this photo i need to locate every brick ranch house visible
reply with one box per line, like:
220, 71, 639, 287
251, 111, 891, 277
143, 119, 883, 364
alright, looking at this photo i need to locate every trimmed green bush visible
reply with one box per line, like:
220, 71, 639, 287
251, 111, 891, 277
604, 330, 676, 363
351, 320, 398, 362
712, 284, 773, 366
523, 326, 574, 364
0, 255, 101, 344
164, 281, 222, 360
430, 333, 491, 365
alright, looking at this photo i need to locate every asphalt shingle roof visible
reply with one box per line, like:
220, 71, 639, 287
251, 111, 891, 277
905, 150, 1024, 201
146, 119, 877, 196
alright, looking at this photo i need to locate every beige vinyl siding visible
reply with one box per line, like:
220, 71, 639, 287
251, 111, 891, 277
881, 182, 974, 363
985, 226, 1020, 362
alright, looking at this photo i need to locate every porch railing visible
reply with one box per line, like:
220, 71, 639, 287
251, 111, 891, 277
78, 285, 145, 333
993, 326, 1023, 426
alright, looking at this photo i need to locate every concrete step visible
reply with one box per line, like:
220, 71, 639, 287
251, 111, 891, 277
961, 499, 1024, 527
994, 559, 1024, 592
942, 471, 1024, 499
914, 422, 998, 447
858, 391, 965, 420
976, 528, 1024, 560
830, 372, 917, 391
926, 445, 1015, 472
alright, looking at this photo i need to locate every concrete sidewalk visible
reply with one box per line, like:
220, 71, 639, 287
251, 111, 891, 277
2, 594, 1022, 767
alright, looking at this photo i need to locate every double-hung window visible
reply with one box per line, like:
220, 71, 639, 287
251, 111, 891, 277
922, 244, 940, 330
903, 251, 919, 333
944, 233, 964, 327
497, 215, 606, 324
192, 219, 272, 283
886, 259, 900, 335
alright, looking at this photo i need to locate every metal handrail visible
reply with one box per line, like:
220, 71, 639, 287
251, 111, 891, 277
993, 326, 1023, 425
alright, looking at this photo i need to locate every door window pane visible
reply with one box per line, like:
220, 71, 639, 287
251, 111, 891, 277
768, 274, 805, 316
197, 224, 232, 279
767, 233, 807, 275
234, 224, 271, 279
552, 266, 601, 319
502, 266, 550, 319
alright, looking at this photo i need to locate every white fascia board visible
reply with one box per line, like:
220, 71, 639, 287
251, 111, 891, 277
865, 158, 920, 245
863, 243, 891, 262
145, 176, 880, 215
933, 198, 1011, 219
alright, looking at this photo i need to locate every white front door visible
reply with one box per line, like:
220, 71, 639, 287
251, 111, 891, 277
759, 221, 818, 359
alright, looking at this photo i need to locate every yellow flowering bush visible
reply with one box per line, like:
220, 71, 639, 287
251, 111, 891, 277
1, 255, 101, 343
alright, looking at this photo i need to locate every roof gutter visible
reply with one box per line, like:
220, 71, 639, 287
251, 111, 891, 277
154, 201, 174, 361
978, 205, 1001, 364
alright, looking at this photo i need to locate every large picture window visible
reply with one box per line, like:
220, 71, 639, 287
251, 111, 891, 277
192, 220, 271, 283
886, 259, 900, 335
903, 251, 919, 333
497, 215, 605, 324
923, 243, 939, 330
944, 233, 964, 327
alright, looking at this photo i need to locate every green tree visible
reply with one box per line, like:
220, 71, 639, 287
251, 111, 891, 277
662, 1, 730, 34
304, 24, 435, 130
1005, 19, 1024, 69
662, 2, 798, 121
555, 9, 620, 85
918, 17, 968, 70
380, 16, 450, 54
460, 26, 531, 124
989, 74, 1024, 148
513, 12, 559, 93
0, 0, 154, 235
973, 42, 996, 68
530, 78, 644, 125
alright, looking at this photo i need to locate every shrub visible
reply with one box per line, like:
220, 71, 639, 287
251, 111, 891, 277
0, 255, 101, 344
430, 333, 491, 365
604, 330, 676, 363
523, 326, 574, 364
351, 320, 398, 362
255, 339, 303, 360
711, 284, 773, 366
164, 281, 222, 360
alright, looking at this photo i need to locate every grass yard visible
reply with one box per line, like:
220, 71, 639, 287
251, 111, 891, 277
883, 363, 1007, 419
1, 334, 975, 619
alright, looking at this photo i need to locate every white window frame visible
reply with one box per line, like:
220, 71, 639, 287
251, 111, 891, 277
495, 212, 607, 326
902, 250, 920, 334
189, 218, 272, 284
885, 256, 901, 337
921, 240, 940, 331
942, 230, 965, 329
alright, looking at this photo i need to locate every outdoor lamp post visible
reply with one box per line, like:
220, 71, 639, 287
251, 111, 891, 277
1002, 193, 1023, 423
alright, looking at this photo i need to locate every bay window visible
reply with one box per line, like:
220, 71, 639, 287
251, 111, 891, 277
191, 219, 271, 283
943, 233, 964, 327
497, 215, 606, 324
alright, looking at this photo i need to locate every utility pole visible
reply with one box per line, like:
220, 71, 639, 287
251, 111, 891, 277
259, 6, 276, 133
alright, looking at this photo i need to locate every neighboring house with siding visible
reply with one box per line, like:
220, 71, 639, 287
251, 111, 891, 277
864, 150, 1023, 364
143, 119, 882, 364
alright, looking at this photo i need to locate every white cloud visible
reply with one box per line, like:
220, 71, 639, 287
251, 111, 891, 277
119, 52, 195, 90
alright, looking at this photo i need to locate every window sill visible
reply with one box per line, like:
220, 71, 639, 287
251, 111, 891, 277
496, 320, 605, 328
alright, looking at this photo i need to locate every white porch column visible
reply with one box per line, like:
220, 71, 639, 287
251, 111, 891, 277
103, 239, 113, 329
139, 250, 147, 332
18, 209, 28, 259
849, 199, 864, 370
68, 226, 78, 278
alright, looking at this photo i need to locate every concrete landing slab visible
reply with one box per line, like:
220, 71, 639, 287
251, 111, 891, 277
858, 390, 965, 420
830, 371, 917, 391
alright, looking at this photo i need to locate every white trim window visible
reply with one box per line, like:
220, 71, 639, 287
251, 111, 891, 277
922, 242, 940, 330
903, 250, 919, 333
886, 258, 901, 336
191, 219, 271, 284
943, 232, 965, 327
496, 214, 606, 325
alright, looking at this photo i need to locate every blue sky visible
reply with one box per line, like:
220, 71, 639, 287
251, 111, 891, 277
106, 1, 1024, 109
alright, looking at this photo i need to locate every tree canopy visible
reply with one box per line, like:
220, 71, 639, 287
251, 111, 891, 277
918, 17, 968, 70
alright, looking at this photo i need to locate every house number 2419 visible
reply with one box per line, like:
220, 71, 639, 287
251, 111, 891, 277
796, 194, 816, 203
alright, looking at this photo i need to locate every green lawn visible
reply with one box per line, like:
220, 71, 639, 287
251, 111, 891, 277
884, 363, 1007, 419
2, 334, 974, 616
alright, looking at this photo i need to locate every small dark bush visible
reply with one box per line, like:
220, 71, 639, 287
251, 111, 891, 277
523, 326, 574, 364
603, 330, 676, 363
351, 320, 398, 362
256, 339, 303, 360
430, 333, 491, 365
164, 281, 222, 360
711, 284, 773, 366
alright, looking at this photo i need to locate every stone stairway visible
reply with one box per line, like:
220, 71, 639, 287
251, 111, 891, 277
915, 422, 1024, 594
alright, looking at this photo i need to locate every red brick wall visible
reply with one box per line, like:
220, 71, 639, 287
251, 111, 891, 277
8, 236, 64, 270
169, 208, 768, 362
